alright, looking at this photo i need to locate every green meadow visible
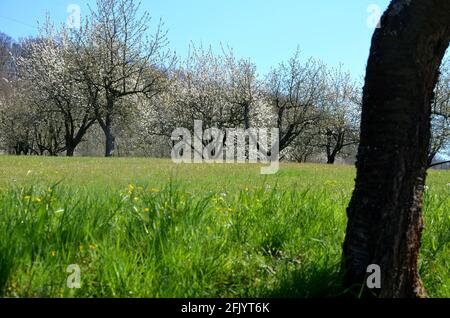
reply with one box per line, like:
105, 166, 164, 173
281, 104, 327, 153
0, 156, 449, 297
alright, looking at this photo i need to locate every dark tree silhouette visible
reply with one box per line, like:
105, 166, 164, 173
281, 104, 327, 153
342, 0, 450, 298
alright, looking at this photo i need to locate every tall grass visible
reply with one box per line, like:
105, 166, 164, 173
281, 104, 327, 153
0, 157, 448, 297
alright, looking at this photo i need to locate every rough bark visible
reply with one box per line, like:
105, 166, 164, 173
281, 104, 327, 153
342, 0, 450, 298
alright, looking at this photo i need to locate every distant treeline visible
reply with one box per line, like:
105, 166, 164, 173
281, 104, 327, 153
0, 0, 448, 166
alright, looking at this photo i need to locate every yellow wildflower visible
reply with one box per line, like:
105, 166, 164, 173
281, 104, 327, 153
149, 188, 160, 193
127, 184, 135, 193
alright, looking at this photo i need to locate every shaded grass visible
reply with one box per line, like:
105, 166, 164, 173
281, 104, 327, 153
0, 156, 448, 297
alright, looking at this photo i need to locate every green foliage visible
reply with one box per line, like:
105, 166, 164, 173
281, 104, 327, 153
0, 157, 448, 297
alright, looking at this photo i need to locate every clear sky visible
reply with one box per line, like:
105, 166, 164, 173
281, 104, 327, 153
0, 0, 391, 79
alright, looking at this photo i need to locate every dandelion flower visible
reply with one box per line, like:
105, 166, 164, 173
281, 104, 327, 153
149, 188, 160, 193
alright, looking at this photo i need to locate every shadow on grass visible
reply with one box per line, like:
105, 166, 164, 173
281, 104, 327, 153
263, 266, 347, 298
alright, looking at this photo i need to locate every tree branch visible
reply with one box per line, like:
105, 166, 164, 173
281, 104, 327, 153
429, 160, 450, 168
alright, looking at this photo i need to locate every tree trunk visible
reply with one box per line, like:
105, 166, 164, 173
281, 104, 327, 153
65, 126, 93, 157
243, 102, 250, 130
342, 0, 450, 298
101, 98, 116, 158
327, 155, 336, 165
66, 146, 75, 157
104, 125, 115, 157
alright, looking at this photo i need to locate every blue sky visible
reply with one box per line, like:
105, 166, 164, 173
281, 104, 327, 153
0, 0, 391, 79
